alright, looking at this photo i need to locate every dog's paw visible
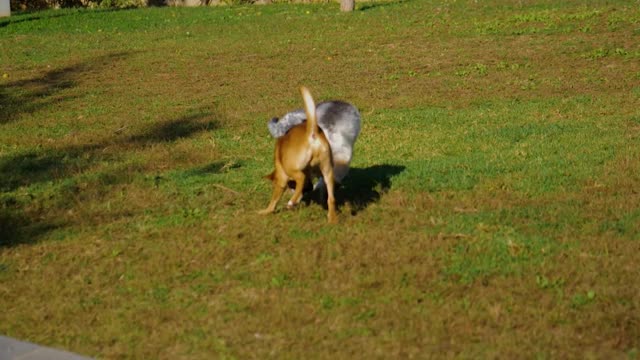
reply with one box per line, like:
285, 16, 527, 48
258, 208, 274, 215
286, 200, 298, 209
327, 212, 338, 224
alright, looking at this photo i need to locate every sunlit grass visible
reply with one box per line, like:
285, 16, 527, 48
1, 0, 639, 358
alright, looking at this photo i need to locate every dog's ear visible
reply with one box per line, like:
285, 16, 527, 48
264, 171, 275, 181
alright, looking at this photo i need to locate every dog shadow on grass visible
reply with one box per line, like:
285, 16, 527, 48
304, 164, 405, 215
339, 164, 406, 214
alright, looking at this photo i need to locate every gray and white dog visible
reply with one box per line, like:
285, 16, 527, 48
268, 100, 361, 189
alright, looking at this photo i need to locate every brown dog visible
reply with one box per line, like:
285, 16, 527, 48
259, 86, 337, 223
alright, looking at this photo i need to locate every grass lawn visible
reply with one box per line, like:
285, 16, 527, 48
1, 0, 639, 358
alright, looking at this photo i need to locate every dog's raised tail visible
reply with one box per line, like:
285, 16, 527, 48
300, 86, 318, 140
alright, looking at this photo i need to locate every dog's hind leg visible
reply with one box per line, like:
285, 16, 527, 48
320, 161, 338, 223
287, 172, 307, 209
313, 159, 349, 201
259, 181, 287, 214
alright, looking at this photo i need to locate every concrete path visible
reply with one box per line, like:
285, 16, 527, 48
0, 336, 92, 360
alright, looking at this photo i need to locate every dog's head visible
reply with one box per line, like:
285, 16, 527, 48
267, 110, 307, 139
268, 117, 289, 138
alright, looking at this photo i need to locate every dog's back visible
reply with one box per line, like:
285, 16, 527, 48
268, 101, 361, 148
267, 98, 360, 185
316, 101, 360, 181
316, 101, 361, 147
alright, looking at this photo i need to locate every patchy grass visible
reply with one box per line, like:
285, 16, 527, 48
1, 0, 639, 358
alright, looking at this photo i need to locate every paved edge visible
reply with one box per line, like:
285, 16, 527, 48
0, 335, 93, 360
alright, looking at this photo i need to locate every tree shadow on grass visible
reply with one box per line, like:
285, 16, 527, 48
0, 209, 63, 247
0, 7, 136, 28
0, 112, 219, 192
358, 0, 407, 12
184, 160, 242, 177
0, 111, 221, 247
128, 114, 218, 144
0, 11, 71, 28
0, 51, 134, 124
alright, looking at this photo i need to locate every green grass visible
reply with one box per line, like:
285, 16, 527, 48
1, 0, 640, 358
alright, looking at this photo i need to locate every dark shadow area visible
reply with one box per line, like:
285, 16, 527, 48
0, 209, 62, 247
338, 164, 405, 214
184, 160, 242, 177
146, 0, 218, 6
0, 52, 134, 124
185, 161, 228, 176
128, 114, 218, 145
0, 12, 59, 28
0, 8, 121, 28
10, 0, 85, 10
0, 7, 137, 27
146, 0, 167, 6
0, 148, 94, 192
0, 113, 219, 192
4, 0, 139, 12
142, 0, 210, 6
358, 0, 407, 12
302, 164, 405, 215
0, 110, 220, 247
